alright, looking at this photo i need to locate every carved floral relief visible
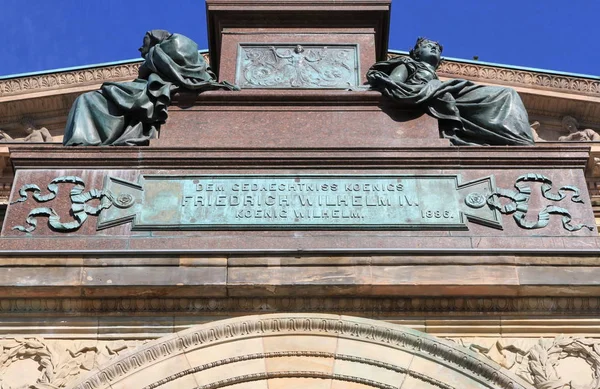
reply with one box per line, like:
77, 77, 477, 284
458, 336, 600, 389
0, 338, 145, 389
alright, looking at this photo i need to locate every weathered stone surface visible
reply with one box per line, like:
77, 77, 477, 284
459, 336, 600, 389
0, 337, 146, 389
2, 323, 599, 389
2, 251, 600, 299
66, 314, 533, 389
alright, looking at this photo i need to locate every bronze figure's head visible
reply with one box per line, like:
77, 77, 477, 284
139, 30, 172, 57
410, 37, 443, 68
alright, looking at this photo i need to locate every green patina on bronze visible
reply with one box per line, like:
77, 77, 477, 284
367, 37, 534, 146
487, 173, 594, 232
63, 30, 238, 146
97, 174, 501, 230
9, 174, 594, 233
236, 44, 360, 88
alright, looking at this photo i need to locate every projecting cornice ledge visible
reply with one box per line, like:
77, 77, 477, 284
6, 144, 592, 170
0, 251, 600, 301
435, 58, 600, 98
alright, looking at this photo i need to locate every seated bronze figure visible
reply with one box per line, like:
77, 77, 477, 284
63, 30, 237, 146
367, 38, 534, 146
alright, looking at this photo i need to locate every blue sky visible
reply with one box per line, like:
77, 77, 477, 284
1, 0, 598, 77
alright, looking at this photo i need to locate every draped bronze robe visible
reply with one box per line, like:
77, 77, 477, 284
367, 57, 534, 146
63, 33, 236, 146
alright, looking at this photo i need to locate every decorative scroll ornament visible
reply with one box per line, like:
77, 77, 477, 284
237, 45, 359, 89
11, 176, 114, 232
487, 173, 594, 231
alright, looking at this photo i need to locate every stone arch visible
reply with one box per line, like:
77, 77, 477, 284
67, 314, 533, 389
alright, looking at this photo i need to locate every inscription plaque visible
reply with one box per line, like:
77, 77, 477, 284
97, 174, 502, 230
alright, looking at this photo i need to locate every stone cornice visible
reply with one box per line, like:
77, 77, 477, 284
436, 59, 600, 98
6, 144, 592, 170
0, 61, 141, 101
1, 54, 597, 102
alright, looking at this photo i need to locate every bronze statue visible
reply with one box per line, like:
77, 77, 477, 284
0, 119, 53, 143
558, 115, 600, 142
367, 38, 534, 146
63, 30, 238, 146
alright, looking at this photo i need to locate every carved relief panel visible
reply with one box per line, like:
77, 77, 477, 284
0, 338, 145, 389
236, 44, 360, 89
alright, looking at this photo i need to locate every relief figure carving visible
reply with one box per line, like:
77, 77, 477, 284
530, 121, 546, 142
0, 337, 144, 389
0, 118, 53, 143
458, 336, 600, 389
558, 116, 600, 142
239, 44, 358, 88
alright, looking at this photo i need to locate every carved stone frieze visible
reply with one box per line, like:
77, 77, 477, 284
0, 118, 54, 143
434, 57, 600, 98
558, 115, 600, 142
4, 54, 598, 98
0, 338, 144, 389
0, 53, 599, 151
1, 296, 600, 316
0, 322, 597, 389
0, 63, 141, 98
459, 336, 600, 389
2, 53, 596, 99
